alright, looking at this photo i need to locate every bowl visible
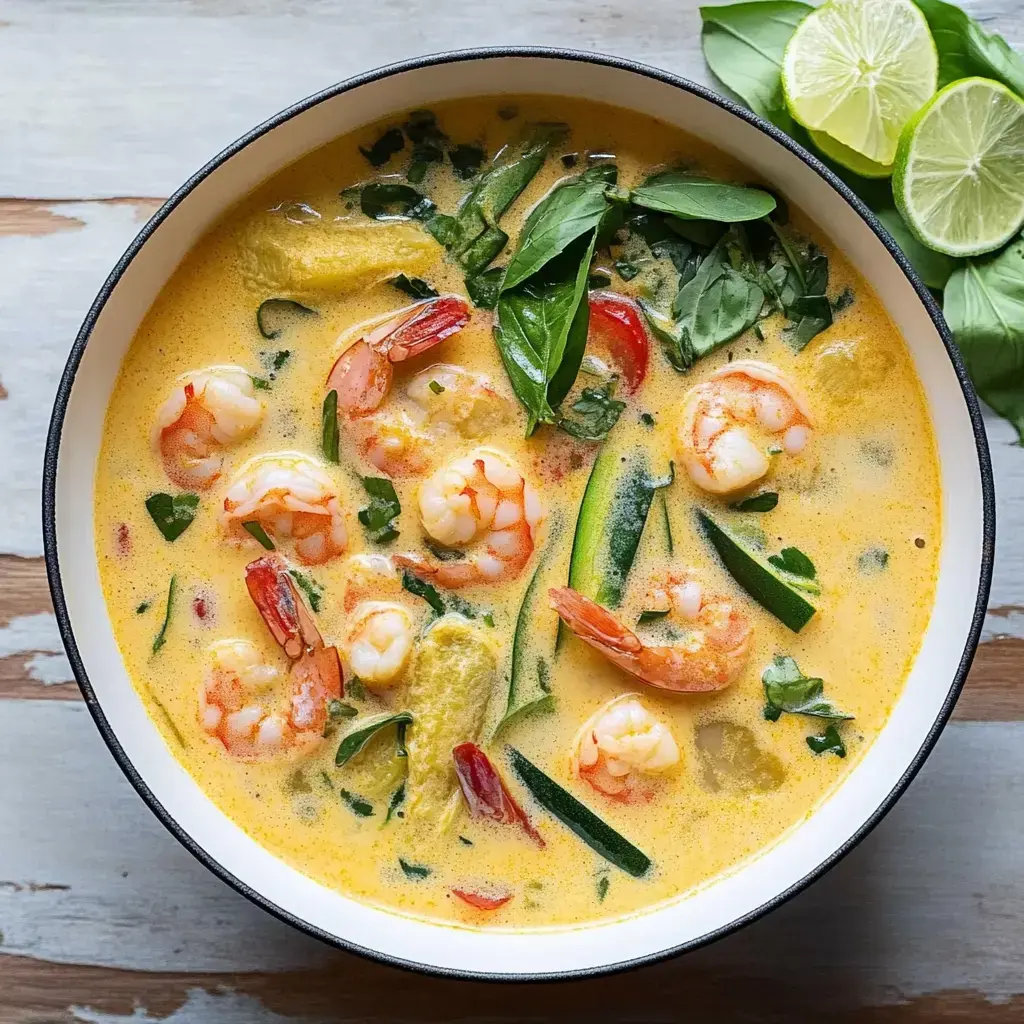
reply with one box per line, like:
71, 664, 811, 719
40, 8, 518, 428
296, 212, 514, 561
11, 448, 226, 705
43, 48, 995, 980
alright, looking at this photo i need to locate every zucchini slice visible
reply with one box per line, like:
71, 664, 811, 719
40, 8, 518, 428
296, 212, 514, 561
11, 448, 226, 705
508, 748, 651, 877
696, 509, 817, 632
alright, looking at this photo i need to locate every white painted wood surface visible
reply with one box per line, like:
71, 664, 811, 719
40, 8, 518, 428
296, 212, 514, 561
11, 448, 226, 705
2, 0, 1024, 1017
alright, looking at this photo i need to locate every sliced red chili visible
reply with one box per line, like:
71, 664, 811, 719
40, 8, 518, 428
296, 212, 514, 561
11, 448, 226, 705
451, 887, 514, 911
453, 742, 544, 847
587, 292, 650, 393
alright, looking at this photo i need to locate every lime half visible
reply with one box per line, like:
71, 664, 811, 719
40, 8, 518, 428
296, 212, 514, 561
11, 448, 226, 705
809, 129, 893, 179
894, 77, 1024, 257
783, 0, 937, 167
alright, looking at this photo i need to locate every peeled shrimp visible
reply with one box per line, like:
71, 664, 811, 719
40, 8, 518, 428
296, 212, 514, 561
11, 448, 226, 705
199, 555, 343, 760
677, 360, 812, 495
343, 602, 415, 690
395, 446, 544, 589
222, 453, 347, 565
549, 580, 752, 692
153, 366, 264, 489
571, 694, 680, 802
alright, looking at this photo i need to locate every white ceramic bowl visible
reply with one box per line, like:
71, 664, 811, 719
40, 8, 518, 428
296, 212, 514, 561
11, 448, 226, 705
44, 49, 995, 980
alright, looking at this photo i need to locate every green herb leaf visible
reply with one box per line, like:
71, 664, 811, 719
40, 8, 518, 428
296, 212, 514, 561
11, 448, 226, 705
615, 259, 640, 281
700, 1, 813, 132
401, 569, 446, 616
346, 677, 368, 701
242, 520, 275, 550
250, 375, 271, 391
339, 788, 374, 817
732, 492, 779, 513
322, 390, 340, 463
768, 546, 816, 580
327, 699, 359, 720
360, 181, 436, 221
944, 238, 1024, 443
765, 223, 833, 350
135, 601, 150, 615
359, 126, 405, 167
640, 412, 655, 427
399, 857, 431, 879
832, 287, 855, 313
763, 703, 783, 722
288, 569, 323, 613
336, 711, 414, 767
857, 547, 890, 574
390, 274, 438, 299
358, 476, 401, 544
465, 267, 504, 310
637, 609, 670, 625
807, 724, 847, 757
428, 379, 445, 395
483, 612, 495, 628
151, 575, 177, 655
458, 835, 473, 845
256, 298, 317, 340
762, 655, 853, 720
145, 492, 199, 542
449, 143, 486, 180
383, 783, 406, 826
597, 875, 610, 901
632, 171, 776, 222
557, 385, 627, 442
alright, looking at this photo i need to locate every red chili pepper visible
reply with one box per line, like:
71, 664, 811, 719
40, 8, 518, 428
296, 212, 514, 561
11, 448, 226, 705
587, 293, 650, 393
453, 742, 544, 847
192, 595, 209, 621
451, 887, 514, 911
114, 522, 132, 556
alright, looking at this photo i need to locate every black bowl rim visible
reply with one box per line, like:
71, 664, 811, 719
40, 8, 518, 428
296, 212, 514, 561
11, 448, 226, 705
42, 45, 996, 983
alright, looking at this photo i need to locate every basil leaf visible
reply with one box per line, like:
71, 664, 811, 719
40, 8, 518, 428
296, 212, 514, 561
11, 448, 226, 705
700, 2, 813, 132
288, 568, 323, 613
449, 143, 486, 180
136, 601, 150, 615
390, 274, 438, 299
913, 0, 1024, 92
807, 724, 847, 757
145, 492, 199, 542
256, 298, 316, 340
875, 208, 960, 291
358, 476, 401, 544
404, 112, 448, 183
732, 492, 779, 513
501, 167, 614, 292
383, 783, 405, 826
399, 857, 431, 879
558, 385, 626, 442
632, 171, 776, 223
322, 390, 339, 463
767, 546, 816, 579
401, 569, 445, 616
944, 238, 1024, 443
359, 126, 405, 167
762, 655, 852, 720
597, 875, 610, 901
459, 226, 510, 278
339, 789, 374, 817
465, 267, 504, 310
336, 711, 414, 767
327, 699, 358, 720
151, 576, 177, 655
637, 609, 670, 625
764, 223, 833, 350
360, 181, 436, 221
242, 521, 275, 551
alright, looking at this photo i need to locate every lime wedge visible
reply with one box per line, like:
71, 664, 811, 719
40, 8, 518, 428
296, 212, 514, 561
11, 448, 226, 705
809, 129, 893, 179
894, 77, 1024, 257
782, 0, 937, 167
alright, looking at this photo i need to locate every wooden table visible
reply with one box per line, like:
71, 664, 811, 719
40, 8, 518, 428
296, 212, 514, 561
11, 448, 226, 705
2, 1, 1022, 1020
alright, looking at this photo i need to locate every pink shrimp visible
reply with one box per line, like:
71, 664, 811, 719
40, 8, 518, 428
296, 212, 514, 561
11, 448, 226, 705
549, 581, 752, 692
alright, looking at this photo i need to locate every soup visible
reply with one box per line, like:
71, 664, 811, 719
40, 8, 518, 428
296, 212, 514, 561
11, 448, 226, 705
94, 96, 939, 928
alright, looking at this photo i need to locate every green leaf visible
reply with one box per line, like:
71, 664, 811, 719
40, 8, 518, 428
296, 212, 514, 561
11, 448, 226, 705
637, 609, 670, 625
768, 545, 816, 579
449, 143, 486, 180
857, 547, 890, 574
876, 208, 960, 291
360, 181, 436, 221
700, 1, 813, 131
401, 569, 445, 616
242, 520, 275, 550
339, 788, 374, 817
557, 385, 626, 442
383, 783, 405, 826
944, 238, 1024, 443
913, 0, 1024, 92
762, 655, 853, 720
501, 167, 614, 292
145, 492, 199, 542
597, 875, 610, 901
807, 724, 847, 757
359, 126, 405, 167
151, 576, 177, 655
335, 712, 414, 767
732, 491, 778, 513
390, 274, 438, 299
135, 601, 150, 615
764, 224, 833, 350
465, 267, 504, 310
399, 857, 432, 879
358, 476, 401, 544
327, 699, 358, 720
250, 375, 272, 392
322, 390, 339, 463
256, 298, 316, 340
631, 171, 777, 222
288, 568, 323, 613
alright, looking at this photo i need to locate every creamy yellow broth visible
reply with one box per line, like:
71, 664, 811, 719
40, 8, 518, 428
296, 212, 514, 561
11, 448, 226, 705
94, 96, 939, 929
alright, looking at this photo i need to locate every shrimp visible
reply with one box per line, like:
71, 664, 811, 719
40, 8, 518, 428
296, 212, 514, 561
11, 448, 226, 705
199, 555, 343, 760
152, 366, 264, 489
325, 297, 471, 475
344, 602, 415, 690
677, 360, 813, 495
395, 446, 545, 589
549, 579, 752, 692
571, 694, 680, 802
222, 453, 347, 565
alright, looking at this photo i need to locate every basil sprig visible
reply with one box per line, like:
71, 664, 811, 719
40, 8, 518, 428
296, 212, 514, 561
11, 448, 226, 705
762, 655, 853, 721
358, 476, 401, 544
145, 492, 199, 542
335, 711, 414, 767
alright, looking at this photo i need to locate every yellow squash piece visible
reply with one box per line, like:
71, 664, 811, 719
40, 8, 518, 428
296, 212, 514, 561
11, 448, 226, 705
405, 615, 497, 832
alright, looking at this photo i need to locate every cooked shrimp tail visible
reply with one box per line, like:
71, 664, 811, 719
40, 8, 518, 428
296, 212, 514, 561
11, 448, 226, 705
244, 554, 323, 658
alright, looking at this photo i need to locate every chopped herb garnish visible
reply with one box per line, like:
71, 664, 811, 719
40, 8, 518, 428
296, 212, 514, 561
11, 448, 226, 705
135, 601, 150, 615
271, 349, 291, 371
151, 576, 177, 655
256, 299, 316, 340
483, 612, 495, 628
335, 711, 414, 767
615, 259, 640, 281
458, 835, 473, 846
732, 492, 779, 513
637, 609, 670, 625
346, 677, 368, 701
807, 725, 847, 757
428, 379, 445, 395
250, 375, 272, 391
640, 412, 655, 427
858, 547, 890, 574
768, 546, 816, 580
359, 182, 436, 221
762, 655, 853, 721
588, 272, 613, 289
359, 126, 405, 167
327, 699, 358, 720
145, 492, 199, 542
339, 788, 374, 817
558, 385, 627, 442
286, 769, 312, 794
449, 143, 486, 180
399, 857, 431, 879
390, 274, 438, 299
288, 568, 323, 613
832, 287, 855, 312
384, 784, 406, 826
401, 569, 445, 616
358, 476, 401, 544
321, 390, 339, 464
763, 703, 783, 722
242, 520, 275, 550
465, 267, 504, 310
597, 875, 610, 901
